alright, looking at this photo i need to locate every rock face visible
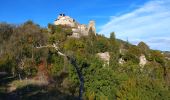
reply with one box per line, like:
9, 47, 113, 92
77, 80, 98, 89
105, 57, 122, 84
54, 13, 96, 38
139, 54, 147, 68
97, 52, 110, 66
119, 58, 125, 65
54, 14, 76, 27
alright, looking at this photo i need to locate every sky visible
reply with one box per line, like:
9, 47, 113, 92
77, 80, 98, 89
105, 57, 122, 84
0, 0, 170, 51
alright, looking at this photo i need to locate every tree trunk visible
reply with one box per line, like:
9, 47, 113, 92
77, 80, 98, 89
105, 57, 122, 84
19, 73, 21, 81
67, 56, 84, 100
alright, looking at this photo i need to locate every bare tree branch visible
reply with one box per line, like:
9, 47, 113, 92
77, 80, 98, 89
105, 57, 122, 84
36, 43, 84, 100
36, 43, 65, 57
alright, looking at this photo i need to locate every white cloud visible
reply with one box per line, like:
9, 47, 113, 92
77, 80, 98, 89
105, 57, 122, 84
99, 0, 170, 51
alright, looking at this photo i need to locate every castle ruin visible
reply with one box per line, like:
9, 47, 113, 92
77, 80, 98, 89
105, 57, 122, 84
54, 13, 96, 38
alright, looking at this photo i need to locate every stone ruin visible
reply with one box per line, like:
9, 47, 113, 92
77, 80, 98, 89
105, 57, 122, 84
54, 13, 96, 38
97, 52, 110, 66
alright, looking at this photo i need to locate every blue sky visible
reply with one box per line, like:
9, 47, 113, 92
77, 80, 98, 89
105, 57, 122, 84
0, 0, 170, 51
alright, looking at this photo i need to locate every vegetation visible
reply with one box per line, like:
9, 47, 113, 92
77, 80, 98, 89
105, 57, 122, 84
0, 21, 170, 100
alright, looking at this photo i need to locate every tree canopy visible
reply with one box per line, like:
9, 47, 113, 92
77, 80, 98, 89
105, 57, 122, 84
0, 21, 170, 100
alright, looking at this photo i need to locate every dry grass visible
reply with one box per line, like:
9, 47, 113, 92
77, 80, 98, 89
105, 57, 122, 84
8, 79, 49, 92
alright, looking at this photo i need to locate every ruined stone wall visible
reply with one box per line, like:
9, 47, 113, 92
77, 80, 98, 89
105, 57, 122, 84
78, 24, 88, 36
88, 20, 96, 35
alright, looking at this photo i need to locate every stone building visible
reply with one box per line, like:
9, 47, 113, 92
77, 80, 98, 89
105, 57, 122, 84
54, 13, 96, 38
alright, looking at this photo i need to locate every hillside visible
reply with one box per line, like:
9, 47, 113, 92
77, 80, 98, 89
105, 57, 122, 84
0, 21, 170, 100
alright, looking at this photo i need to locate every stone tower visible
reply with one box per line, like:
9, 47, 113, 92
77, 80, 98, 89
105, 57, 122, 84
88, 20, 96, 35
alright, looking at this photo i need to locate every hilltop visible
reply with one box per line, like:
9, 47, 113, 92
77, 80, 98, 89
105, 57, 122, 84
54, 13, 96, 38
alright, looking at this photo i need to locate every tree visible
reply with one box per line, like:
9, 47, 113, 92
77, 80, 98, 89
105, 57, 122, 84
88, 27, 96, 41
0, 23, 14, 42
36, 43, 85, 100
0, 21, 48, 79
110, 32, 116, 41
95, 35, 109, 53
109, 32, 120, 67
138, 41, 150, 55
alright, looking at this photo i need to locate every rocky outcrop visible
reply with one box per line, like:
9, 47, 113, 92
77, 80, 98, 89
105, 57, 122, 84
54, 13, 96, 38
139, 54, 147, 70
54, 13, 76, 27
119, 58, 125, 65
97, 52, 110, 66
